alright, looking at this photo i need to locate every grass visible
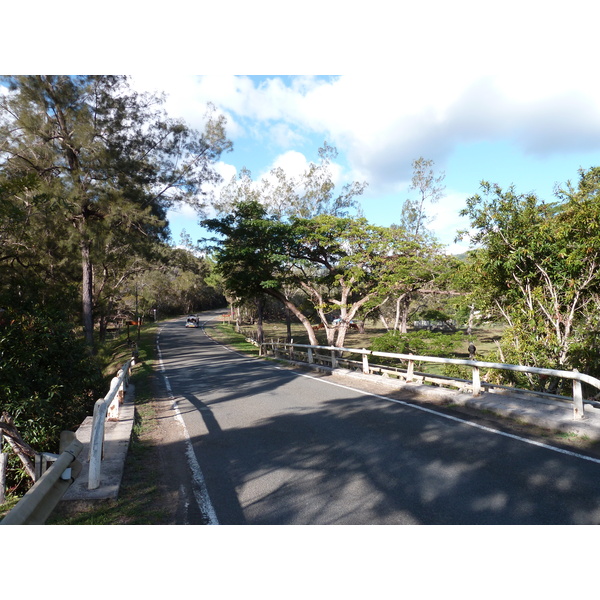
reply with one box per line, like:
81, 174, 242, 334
235, 318, 503, 353
220, 317, 505, 378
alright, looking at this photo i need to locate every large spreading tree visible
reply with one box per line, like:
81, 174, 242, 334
0, 75, 231, 350
203, 200, 434, 348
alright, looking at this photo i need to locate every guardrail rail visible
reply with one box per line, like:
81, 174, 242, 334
259, 341, 600, 420
1, 435, 83, 525
88, 357, 134, 489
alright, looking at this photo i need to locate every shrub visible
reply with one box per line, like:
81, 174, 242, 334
0, 307, 104, 452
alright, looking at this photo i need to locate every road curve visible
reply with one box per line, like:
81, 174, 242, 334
155, 310, 600, 525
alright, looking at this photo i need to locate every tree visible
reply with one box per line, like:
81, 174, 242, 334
0, 76, 231, 350
202, 200, 295, 343
385, 157, 448, 332
400, 157, 445, 240
203, 201, 429, 348
459, 170, 600, 379
285, 214, 415, 347
0, 305, 105, 491
215, 142, 367, 219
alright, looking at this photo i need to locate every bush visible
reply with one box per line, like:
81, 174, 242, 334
370, 330, 463, 368
0, 307, 104, 452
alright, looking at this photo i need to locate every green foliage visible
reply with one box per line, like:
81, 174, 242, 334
0, 308, 104, 450
458, 169, 600, 374
370, 330, 462, 368
0, 76, 231, 349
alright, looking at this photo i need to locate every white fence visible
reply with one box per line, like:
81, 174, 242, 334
88, 358, 133, 489
259, 341, 600, 420
1, 436, 83, 525
1, 355, 135, 523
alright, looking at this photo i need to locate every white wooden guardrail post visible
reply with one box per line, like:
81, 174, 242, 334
331, 349, 337, 369
472, 365, 481, 396
88, 398, 106, 490
362, 349, 369, 374
573, 369, 584, 419
406, 354, 414, 382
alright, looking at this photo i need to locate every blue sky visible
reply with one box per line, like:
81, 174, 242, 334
128, 72, 600, 254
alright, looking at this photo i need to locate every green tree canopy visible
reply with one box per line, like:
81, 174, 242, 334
0, 75, 231, 349
203, 200, 437, 347
459, 168, 600, 376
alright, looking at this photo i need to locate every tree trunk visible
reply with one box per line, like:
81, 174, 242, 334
466, 304, 475, 335
267, 290, 318, 345
396, 293, 412, 334
285, 307, 292, 343
0, 413, 36, 482
81, 238, 95, 351
256, 296, 264, 344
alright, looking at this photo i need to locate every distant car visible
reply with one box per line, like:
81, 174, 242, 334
185, 315, 200, 328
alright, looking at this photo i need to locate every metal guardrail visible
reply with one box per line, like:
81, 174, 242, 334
1, 436, 83, 525
260, 341, 600, 420
88, 358, 133, 490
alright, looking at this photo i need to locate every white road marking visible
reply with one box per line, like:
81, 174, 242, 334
290, 370, 600, 466
156, 332, 219, 524
200, 317, 600, 464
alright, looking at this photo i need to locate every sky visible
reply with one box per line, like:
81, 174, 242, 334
5, 1, 600, 258
128, 70, 600, 255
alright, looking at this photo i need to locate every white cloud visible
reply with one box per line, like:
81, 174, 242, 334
130, 67, 600, 205
264, 150, 309, 180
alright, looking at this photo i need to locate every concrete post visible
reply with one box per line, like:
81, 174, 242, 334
362, 350, 369, 374
406, 354, 414, 382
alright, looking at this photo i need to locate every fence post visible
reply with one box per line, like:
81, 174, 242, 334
331, 349, 337, 369
406, 354, 414, 382
573, 369, 584, 419
88, 399, 106, 490
472, 365, 481, 396
107, 375, 121, 421
308, 347, 314, 364
362, 350, 369, 374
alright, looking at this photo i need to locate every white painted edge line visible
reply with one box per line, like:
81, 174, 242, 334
291, 370, 600, 466
156, 328, 219, 525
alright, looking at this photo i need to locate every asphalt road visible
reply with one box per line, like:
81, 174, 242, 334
156, 310, 600, 525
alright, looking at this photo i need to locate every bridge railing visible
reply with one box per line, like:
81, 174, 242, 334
1, 436, 83, 525
88, 357, 134, 490
260, 341, 600, 420
1, 355, 136, 523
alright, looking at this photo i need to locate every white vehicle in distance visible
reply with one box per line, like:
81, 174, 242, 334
185, 315, 200, 328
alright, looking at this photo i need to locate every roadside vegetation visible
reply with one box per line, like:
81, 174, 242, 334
44, 322, 175, 525
4, 76, 600, 517
0, 76, 228, 508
